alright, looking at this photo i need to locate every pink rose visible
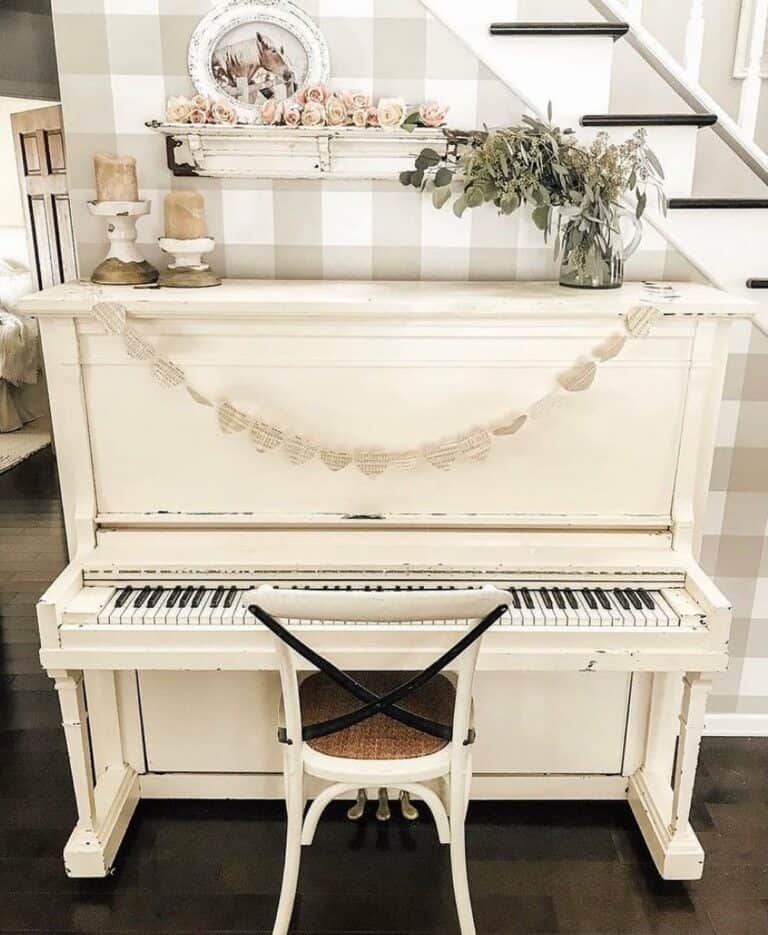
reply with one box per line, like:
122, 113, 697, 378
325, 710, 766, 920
419, 101, 449, 128
304, 83, 329, 105
189, 107, 209, 125
301, 100, 326, 127
210, 98, 237, 125
377, 97, 407, 129
325, 95, 348, 127
283, 101, 302, 127
351, 107, 368, 129
366, 106, 380, 128
295, 88, 307, 105
260, 98, 284, 125
343, 90, 371, 111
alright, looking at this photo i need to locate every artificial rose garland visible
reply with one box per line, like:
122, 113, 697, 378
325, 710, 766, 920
163, 86, 448, 131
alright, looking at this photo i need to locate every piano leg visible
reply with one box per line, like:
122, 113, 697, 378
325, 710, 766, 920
52, 669, 140, 878
628, 671, 714, 881
671, 672, 714, 835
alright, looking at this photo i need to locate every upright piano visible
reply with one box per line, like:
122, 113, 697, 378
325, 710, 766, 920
20, 280, 747, 880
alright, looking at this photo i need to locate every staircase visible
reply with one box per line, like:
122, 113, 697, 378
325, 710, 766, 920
420, 4, 768, 323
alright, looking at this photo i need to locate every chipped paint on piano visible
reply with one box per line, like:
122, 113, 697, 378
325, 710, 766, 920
21, 280, 747, 881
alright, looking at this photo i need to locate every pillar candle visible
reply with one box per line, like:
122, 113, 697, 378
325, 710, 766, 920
94, 153, 139, 202
164, 191, 208, 240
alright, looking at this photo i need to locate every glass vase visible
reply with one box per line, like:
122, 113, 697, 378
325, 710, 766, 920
558, 208, 642, 290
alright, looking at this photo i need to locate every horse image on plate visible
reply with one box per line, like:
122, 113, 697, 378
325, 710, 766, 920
212, 32, 298, 104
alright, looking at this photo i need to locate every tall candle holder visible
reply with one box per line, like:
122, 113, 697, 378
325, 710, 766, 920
88, 201, 159, 286
158, 237, 221, 288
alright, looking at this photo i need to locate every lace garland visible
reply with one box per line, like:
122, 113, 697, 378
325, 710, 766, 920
90, 300, 662, 478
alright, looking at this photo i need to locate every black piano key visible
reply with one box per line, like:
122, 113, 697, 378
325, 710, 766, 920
224, 586, 238, 608
582, 589, 597, 610
179, 586, 195, 608
540, 589, 553, 610
625, 589, 643, 611
552, 587, 566, 610
563, 588, 578, 610
615, 590, 630, 611
211, 586, 225, 608
521, 588, 534, 610
638, 588, 655, 610
115, 587, 133, 609
147, 587, 164, 609
133, 586, 152, 609
191, 587, 206, 608
595, 587, 611, 611
508, 587, 521, 609
166, 586, 182, 608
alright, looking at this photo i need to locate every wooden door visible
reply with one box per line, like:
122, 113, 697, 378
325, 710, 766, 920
11, 105, 78, 291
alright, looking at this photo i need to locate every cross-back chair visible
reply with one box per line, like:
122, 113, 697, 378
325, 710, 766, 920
247, 585, 509, 935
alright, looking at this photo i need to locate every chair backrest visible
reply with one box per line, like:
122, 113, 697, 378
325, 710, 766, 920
247, 586, 509, 754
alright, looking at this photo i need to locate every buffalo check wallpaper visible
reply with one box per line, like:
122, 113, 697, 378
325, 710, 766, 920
49, 0, 767, 722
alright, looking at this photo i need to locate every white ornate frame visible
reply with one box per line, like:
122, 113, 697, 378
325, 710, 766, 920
188, 0, 331, 123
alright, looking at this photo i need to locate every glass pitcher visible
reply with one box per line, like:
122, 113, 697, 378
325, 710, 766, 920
558, 207, 643, 290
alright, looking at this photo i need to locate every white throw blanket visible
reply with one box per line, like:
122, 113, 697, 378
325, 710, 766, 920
0, 260, 41, 432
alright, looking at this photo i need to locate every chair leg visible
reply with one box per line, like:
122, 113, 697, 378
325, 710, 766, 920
449, 773, 476, 935
273, 763, 304, 935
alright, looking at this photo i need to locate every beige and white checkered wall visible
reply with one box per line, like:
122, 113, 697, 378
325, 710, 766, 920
49, 0, 766, 720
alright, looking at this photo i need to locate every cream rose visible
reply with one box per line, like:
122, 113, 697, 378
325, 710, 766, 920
304, 83, 329, 104
189, 107, 209, 125
366, 106, 380, 128
301, 100, 326, 127
191, 94, 211, 115
343, 90, 371, 112
419, 101, 449, 128
325, 95, 348, 127
166, 96, 193, 124
211, 98, 238, 125
283, 101, 302, 127
377, 97, 407, 129
351, 107, 368, 129
260, 98, 284, 126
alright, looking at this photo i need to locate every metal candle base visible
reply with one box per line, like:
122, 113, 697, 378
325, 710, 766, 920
88, 201, 158, 286
158, 237, 221, 288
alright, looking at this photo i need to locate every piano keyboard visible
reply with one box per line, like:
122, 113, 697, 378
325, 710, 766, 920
94, 584, 700, 629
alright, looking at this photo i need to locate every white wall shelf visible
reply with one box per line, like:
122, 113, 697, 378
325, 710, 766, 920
147, 123, 448, 181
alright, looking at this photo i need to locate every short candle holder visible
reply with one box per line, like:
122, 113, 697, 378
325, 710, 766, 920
158, 237, 221, 288
88, 200, 159, 286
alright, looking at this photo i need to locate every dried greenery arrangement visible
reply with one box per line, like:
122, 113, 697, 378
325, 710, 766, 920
400, 108, 666, 287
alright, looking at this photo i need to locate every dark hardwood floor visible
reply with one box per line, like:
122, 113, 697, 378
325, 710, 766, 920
1, 449, 767, 934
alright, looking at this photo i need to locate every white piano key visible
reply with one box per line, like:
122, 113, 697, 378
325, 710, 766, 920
97, 589, 122, 625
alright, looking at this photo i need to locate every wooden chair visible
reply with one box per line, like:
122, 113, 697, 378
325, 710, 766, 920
248, 585, 509, 935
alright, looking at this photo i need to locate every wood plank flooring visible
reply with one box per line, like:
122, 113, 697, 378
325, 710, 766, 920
1, 449, 766, 934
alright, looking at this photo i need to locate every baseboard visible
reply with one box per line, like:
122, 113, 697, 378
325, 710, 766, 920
704, 713, 768, 737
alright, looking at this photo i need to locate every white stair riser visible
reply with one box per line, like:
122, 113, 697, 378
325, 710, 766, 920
665, 210, 768, 287
484, 36, 615, 120
580, 124, 699, 198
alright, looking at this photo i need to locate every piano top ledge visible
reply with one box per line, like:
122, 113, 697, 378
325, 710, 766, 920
20, 280, 753, 320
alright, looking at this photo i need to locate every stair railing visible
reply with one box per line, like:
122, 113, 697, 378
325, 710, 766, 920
588, 0, 768, 184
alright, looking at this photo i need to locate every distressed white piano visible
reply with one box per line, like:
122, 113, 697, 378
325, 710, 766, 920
21, 280, 747, 881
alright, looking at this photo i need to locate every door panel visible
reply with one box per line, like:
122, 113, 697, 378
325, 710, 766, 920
12, 105, 77, 290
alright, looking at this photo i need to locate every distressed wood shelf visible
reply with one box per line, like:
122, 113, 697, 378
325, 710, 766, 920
148, 122, 448, 181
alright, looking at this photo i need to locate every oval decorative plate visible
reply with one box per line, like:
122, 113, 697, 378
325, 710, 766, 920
188, 0, 331, 123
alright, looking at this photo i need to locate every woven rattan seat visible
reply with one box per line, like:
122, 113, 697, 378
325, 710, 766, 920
299, 671, 456, 760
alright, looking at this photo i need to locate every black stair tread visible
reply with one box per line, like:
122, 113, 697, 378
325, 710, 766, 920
747, 279, 768, 289
581, 113, 717, 128
669, 198, 768, 209
490, 22, 629, 39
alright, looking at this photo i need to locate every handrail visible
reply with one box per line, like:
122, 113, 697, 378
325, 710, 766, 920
588, 0, 768, 184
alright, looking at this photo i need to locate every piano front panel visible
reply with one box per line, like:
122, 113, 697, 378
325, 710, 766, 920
78, 319, 692, 522
135, 669, 631, 776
